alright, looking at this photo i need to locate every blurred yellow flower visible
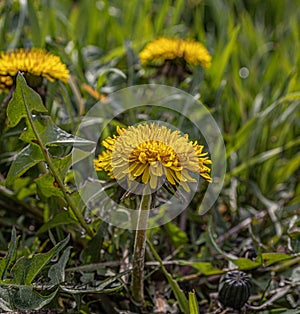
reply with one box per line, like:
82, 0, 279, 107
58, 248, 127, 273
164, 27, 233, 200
0, 48, 70, 87
139, 37, 211, 68
0, 75, 13, 92
94, 123, 212, 192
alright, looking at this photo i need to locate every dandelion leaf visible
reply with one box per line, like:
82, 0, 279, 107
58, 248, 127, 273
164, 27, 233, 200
7, 73, 47, 128
12, 235, 69, 285
6, 144, 44, 186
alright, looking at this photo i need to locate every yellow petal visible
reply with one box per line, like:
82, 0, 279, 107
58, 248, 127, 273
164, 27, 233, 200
149, 161, 163, 176
165, 168, 176, 185
142, 166, 150, 184
132, 163, 147, 177
180, 181, 190, 192
150, 174, 158, 189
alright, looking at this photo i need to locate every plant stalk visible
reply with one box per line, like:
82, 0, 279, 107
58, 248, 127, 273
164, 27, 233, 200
131, 192, 152, 305
42, 148, 95, 238
21, 84, 95, 238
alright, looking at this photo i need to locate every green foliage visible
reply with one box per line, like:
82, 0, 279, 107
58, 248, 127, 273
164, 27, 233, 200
6, 74, 92, 187
0, 0, 299, 312
147, 239, 189, 314
0, 228, 128, 312
12, 235, 69, 285
0, 230, 69, 311
189, 290, 199, 314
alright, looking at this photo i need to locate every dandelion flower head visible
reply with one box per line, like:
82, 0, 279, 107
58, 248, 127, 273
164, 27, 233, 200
94, 123, 212, 192
139, 37, 212, 69
0, 48, 70, 90
0, 75, 13, 92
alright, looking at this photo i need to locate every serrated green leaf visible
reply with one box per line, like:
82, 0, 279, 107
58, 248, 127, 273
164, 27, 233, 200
189, 291, 199, 314
12, 235, 70, 285
6, 144, 44, 186
36, 211, 78, 234
7, 73, 47, 128
7, 73, 93, 151
48, 247, 71, 285
12, 286, 58, 311
35, 174, 64, 198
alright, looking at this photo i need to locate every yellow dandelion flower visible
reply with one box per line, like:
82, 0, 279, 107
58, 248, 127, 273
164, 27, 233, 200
139, 37, 212, 68
0, 75, 13, 91
0, 48, 70, 85
94, 123, 212, 192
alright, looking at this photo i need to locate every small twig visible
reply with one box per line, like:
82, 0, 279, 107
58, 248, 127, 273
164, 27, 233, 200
65, 260, 182, 273
247, 286, 291, 310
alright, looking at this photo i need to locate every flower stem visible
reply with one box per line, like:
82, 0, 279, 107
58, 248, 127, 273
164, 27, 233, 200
131, 192, 152, 305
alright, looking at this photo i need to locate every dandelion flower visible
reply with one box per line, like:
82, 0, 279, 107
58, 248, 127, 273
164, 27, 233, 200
0, 48, 70, 88
0, 75, 13, 91
139, 37, 212, 69
94, 123, 212, 192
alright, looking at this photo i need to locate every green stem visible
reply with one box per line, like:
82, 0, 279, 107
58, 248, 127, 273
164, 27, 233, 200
22, 87, 95, 238
43, 149, 95, 238
131, 192, 151, 305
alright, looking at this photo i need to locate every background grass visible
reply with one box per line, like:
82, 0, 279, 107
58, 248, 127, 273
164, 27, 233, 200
0, 0, 299, 313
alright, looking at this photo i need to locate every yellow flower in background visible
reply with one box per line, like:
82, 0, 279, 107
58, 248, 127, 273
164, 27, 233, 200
0, 48, 70, 87
94, 123, 212, 192
0, 75, 13, 92
139, 37, 212, 68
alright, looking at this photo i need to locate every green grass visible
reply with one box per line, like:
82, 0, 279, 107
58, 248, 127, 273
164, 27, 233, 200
0, 0, 299, 313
